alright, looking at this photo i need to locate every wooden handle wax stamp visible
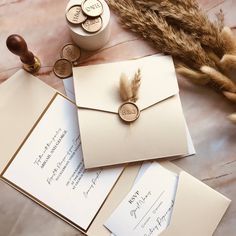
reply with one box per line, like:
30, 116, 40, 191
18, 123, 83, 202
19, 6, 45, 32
6, 34, 41, 73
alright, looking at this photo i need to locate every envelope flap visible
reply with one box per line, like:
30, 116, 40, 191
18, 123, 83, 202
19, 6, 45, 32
73, 55, 179, 113
160, 171, 231, 236
0, 70, 56, 174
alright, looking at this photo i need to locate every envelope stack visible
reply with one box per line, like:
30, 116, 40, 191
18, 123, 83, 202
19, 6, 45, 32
73, 55, 190, 168
0, 54, 231, 236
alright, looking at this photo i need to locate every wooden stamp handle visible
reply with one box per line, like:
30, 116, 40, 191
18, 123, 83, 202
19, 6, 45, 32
6, 34, 35, 65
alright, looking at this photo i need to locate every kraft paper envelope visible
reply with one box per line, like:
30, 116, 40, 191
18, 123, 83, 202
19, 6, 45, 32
0, 70, 141, 235
73, 55, 189, 168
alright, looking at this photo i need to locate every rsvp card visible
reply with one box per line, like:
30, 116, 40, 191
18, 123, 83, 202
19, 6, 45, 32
105, 163, 178, 236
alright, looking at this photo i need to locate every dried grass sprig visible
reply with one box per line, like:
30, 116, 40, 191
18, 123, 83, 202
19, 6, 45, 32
108, 0, 214, 70
220, 54, 236, 71
221, 26, 236, 55
228, 113, 236, 124
216, 9, 225, 31
131, 68, 141, 102
150, 0, 199, 10
135, 0, 225, 56
223, 91, 236, 103
201, 66, 236, 92
119, 69, 142, 102
176, 65, 209, 85
120, 73, 132, 101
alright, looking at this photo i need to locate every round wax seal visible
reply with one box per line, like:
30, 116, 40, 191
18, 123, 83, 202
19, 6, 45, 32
82, 0, 103, 17
53, 59, 72, 79
60, 44, 81, 62
82, 16, 103, 33
118, 102, 140, 123
66, 5, 87, 25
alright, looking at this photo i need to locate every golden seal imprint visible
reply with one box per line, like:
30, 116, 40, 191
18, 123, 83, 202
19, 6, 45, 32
82, 0, 103, 17
118, 102, 140, 123
66, 5, 87, 24
82, 16, 103, 33
60, 44, 81, 62
53, 59, 72, 79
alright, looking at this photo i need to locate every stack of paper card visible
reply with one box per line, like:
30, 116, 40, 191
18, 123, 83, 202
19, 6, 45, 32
72, 55, 192, 168
0, 54, 231, 236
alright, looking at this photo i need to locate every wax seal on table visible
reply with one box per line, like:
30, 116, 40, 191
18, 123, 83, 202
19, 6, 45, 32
66, 5, 87, 24
6, 34, 41, 73
60, 44, 81, 62
118, 102, 140, 123
82, 0, 103, 17
53, 58, 72, 79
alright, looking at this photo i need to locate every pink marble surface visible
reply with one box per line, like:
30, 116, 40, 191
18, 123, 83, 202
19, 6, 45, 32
0, 0, 236, 235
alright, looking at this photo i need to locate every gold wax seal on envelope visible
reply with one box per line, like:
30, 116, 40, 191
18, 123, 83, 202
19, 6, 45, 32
118, 102, 140, 123
118, 69, 141, 123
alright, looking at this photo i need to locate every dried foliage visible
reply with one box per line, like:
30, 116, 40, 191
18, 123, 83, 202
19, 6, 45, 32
119, 69, 142, 102
135, 0, 225, 56
131, 68, 141, 102
120, 73, 132, 101
108, 0, 236, 124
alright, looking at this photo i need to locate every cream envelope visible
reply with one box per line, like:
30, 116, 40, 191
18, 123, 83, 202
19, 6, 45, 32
87, 161, 230, 236
73, 55, 189, 169
158, 161, 231, 236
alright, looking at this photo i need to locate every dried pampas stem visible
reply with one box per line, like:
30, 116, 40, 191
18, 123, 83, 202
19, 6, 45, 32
119, 69, 142, 102
223, 91, 236, 103
131, 68, 141, 102
220, 54, 236, 71
201, 66, 236, 92
108, 0, 214, 70
120, 73, 132, 101
228, 113, 236, 124
135, 0, 224, 57
176, 65, 209, 85
221, 26, 236, 55
216, 9, 225, 31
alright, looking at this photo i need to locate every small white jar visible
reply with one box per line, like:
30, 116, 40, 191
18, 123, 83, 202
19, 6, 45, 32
65, 0, 111, 51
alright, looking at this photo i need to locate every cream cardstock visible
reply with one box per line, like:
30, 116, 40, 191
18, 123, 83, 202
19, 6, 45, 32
73, 55, 189, 168
105, 161, 231, 236
0, 70, 230, 236
105, 163, 178, 236
2, 94, 123, 231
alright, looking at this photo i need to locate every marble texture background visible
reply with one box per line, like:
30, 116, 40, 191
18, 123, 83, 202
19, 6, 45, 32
0, 0, 236, 235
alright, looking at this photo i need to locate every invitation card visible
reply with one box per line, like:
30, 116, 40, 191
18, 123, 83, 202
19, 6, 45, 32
2, 94, 123, 231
